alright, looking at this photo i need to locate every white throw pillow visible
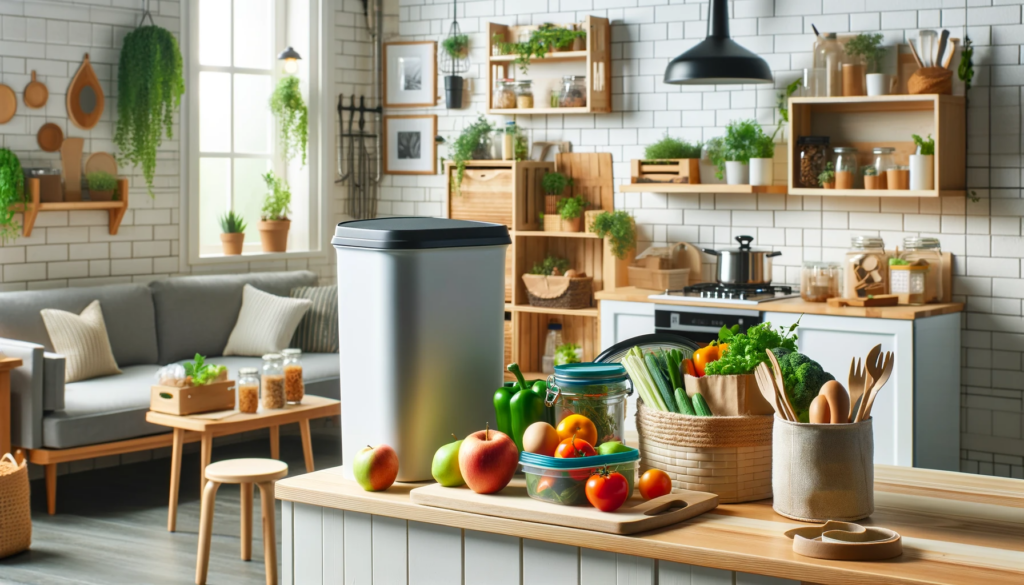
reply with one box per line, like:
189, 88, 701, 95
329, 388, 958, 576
223, 284, 313, 357
41, 300, 122, 383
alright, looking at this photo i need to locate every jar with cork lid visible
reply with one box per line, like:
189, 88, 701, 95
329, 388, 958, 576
845, 236, 889, 298
282, 348, 304, 404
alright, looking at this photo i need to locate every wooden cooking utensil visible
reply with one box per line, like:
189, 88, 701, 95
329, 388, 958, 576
755, 363, 787, 421
37, 123, 64, 152
819, 381, 850, 424
766, 349, 798, 422
847, 357, 866, 421
0, 81, 15, 124
23, 71, 48, 109
907, 39, 924, 68
809, 395, 831, 424
941, 38, 957, 70
935, 30, 950, 72
857, 345, 883, 422
60, 137, 85, 202
858, 351, 894, 423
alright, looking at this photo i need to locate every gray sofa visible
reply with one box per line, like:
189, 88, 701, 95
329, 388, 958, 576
0, 271, 339, 451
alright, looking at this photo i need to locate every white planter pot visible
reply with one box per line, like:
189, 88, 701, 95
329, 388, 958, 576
725, 161, 749, 185
749, 158, 774, 186
909, 154, 934, 190
866, 73, 891, 96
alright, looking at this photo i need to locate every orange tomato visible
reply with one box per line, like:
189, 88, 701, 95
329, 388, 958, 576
638, 469, 673, 500
556, 414, 598, 447
692, 344, 720, 376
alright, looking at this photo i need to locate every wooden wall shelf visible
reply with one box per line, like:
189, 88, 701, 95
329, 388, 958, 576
618, 183, 787, 194
9, 177, 129, 237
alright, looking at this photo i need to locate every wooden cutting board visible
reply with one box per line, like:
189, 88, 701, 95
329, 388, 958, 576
827, 295, 899, 308
675, 241, 705, 285
410, 480, 718, 535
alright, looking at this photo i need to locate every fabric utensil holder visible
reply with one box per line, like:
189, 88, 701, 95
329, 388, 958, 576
683, 373, 774, 416
772, 417, 874, 522
0, 453, 31, 558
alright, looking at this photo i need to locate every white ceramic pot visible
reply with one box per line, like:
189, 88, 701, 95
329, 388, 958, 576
866, 73, 891, 97
725, 161, 749, 185
909, 154, 934, 190
749, 158, 774, 186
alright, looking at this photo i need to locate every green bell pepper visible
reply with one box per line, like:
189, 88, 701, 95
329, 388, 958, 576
502, 363, 554, 452
493, 382, 516, 439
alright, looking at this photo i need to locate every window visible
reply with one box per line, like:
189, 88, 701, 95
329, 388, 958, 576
188, 0, 319, 260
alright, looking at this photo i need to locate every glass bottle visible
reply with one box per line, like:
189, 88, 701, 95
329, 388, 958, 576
261, 353, 285, 410
542, 323, 563, 375
832, 147, 859, 189
282, 348, 304, 404
871, 147, 896, 189
514, 80, 534, 109
845, 236, 889, 298
559, 75, 587, 108
813, 33, 844, 97
238, 367, 260, 414
903, 237, 943, 303
502, 121, 516, 161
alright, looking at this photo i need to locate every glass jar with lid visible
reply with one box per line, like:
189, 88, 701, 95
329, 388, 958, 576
812, 32, 844, 97
871, 147, 896, 189
282, 348, 304, 404
845, 236, 889, 298
796, 136, 830, 188
801, 262, 842, 302
238, 368, 260, 414
514, 80, 534, 109
559, 75, 587, 108
546, 363, 631, 446
493, 78, 516, 109
832, 147, 859, 189
261, 353, 285, 410
903, 237, 943, 303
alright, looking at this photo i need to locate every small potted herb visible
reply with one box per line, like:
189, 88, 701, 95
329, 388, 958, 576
259, 171, 291, 252
862, 165, 880, 190
541, 171, 571, 231
590, 210, 636, 260
749, 132, 775, 187
712, 119, 770, 185
844, 33, 886, 96
910, 133, 935, 191
86, 171, 118, 201
818, 162, 836, 189
557, 193, 587, 232
530, 255, 570, 276
638, 136, 703, 184
219, 210, 247, 255
496, 23, 586, 74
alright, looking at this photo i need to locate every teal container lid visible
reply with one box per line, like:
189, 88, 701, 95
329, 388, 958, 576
520, 447, 639, 469
553, 363, 627, 383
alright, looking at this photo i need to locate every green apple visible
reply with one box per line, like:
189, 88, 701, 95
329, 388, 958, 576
352, 444, 399, 491
597, 441, 632, 456
431, 435, 465, 487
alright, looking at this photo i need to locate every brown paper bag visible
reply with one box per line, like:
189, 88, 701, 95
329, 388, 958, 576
683, 373, 774, 416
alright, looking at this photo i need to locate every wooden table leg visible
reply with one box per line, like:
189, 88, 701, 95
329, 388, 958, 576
199, 432, 213, 493
240, 482, 253, 561
168, 428, 184, 532
269, 425, 279, 460
299, 419, 314, 473
45, 463, 57, 515
258, 481, 278, 585
195, 480, 221, 585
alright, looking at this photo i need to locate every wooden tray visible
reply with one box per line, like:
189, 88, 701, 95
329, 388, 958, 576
410, 480, 718, 535
827, 295, 899, 308
150, 380, 236, 416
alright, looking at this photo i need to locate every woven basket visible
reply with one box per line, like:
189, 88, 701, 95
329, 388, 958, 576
522, 274, 593, 309
0, 453, 31, 558
636, 399, 773, 504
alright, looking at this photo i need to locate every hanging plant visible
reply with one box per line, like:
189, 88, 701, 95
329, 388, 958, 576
0, 148, 25, 243
270, 76, 309, 167
441, 34, 469, 60
449, 115, 495, 192
114, 25, 185, 197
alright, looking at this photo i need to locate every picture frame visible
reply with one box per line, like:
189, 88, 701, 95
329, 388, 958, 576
384, 41, 437, 107
383, 115, 437, 175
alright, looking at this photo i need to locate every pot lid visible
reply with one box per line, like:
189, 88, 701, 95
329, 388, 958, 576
332, 217, 511, 250
714, 235, 773, 253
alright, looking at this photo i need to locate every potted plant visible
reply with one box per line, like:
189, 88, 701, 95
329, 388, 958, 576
86, 171, 118, 201
910, 133, 935, 190
843, 33, 885, 96
818, 162, 836, 189
636, 136, 702, 184
219, 210, 247, 255
590, 210, 636, 260
700, 137, 725, 185
0, 148, 25, 243
495, 23, 586, 74
749, 132, 775, 187
557, 193, 587, 232
541, 171, 571, 231
862, 165, 880, 190
269, 75, 309, 166
259, 171, 291, 252
449, 115, 496, 193
441, 34, 469, 109
712, 119, 768, 185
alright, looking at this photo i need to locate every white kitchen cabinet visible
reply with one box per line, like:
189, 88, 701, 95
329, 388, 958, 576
764, 311, 960, 471
600, 300, 655, 350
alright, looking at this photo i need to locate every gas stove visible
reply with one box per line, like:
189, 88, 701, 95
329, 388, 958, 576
648, 282, 798, 305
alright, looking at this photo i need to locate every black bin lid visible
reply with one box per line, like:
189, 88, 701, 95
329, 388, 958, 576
332, 217, 511, 250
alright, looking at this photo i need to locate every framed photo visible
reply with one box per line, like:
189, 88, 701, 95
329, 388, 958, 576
384, 41, 437, 107
384, 115, 437, 175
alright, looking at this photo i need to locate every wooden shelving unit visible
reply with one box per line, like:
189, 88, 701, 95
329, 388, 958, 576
618, 183, 787, 194
9, 177, 129, 237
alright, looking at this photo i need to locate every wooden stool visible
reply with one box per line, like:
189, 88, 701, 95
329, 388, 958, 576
196, 458, 289, 585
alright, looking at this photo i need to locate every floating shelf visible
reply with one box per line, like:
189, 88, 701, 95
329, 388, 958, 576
618, 183, 788, 194
489, 51, 587, 64
489, 107, 590, 115
513, 304, 599, 318
9, 177, 129, 237
789, 188, 965, 198
512, 230, 599, 238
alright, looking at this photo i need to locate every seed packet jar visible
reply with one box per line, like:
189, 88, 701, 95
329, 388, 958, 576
797, 136, 830, 188
282, 348, 304, 404
261, 353, 285, 410
801, 262, 841, 302
833, 147, 859, 189
872, 147, 895, 189
546, 363, 630, 446
845, 236, 889, 298
903, 237, 943, 302
238, 368, 260, 414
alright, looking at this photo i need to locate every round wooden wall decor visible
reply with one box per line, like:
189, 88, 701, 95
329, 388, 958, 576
24, 71, 48, 108
0, 82, 16, 124
67, 54, 104, 130
85, 152, 117, 176
37, 123, 64, 152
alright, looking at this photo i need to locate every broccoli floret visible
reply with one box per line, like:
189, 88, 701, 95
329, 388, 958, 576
771, 348, 834, 422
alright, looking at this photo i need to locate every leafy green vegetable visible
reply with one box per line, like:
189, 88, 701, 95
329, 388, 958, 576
557, 193, 587, 220
644, 135, 702, 160
771, 348, 835, 423
704, 321, 799, 376
270, 75, 309, 166
590, 211, 636, 260
183, 354, 227, 386
530, 255, 570, 275
554, 343, 580, 366
912, 133, 935, 156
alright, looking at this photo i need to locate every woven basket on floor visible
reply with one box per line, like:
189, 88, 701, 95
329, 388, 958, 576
636, 399, 774, 504
0, 453, 31, 558
522, 274, 593, 309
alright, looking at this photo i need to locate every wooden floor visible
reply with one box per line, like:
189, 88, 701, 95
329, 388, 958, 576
0, 428, 340, 585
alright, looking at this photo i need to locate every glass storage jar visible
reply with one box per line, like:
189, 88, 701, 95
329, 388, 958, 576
559, 75, 587, 108
903, 237, 943, 303
845, 236, 889, 298
546, 363, 631, 446
833, 147, 859, 189
801, 262, 842, 302
261, 353, 285, 410
514, 80, 534, 109
890, 264, 928, 305
493, 78, 516, 109
282, 348, 304, 404
812, 32, 844, 97
238, 367, 260, 414
871, 147, 896, 189
797, 136, 830, 188
502, 121, 517, 161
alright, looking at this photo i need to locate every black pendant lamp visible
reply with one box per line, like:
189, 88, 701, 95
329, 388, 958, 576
664, 0, 773, 85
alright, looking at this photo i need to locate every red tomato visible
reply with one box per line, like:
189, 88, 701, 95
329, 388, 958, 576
554, 436, 596, 459
586, 469, 629, 512
638, 469, 672, 500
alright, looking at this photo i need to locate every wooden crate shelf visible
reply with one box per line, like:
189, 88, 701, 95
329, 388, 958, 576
9, 177, 129, 237
618, 183, 787, 194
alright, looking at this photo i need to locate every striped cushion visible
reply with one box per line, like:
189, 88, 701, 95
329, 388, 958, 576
40, 300, 122, 383
223, 285, 312, 357
290, 285, 338, 353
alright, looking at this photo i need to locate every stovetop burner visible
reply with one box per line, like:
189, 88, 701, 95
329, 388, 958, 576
663, 282, 795, 301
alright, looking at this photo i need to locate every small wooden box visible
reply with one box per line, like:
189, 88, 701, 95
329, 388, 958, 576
150, 380, 236, 416
630, 159, 701, 184
627, 266, 690, 291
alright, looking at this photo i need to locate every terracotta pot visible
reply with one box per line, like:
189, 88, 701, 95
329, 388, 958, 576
89, 190, 114, 201
822, 181, 835, 190
220, 232, 244, 255
863, 175, 880, 190
886, 169, 909, 190
258, 220, 290, 252
835, 170, 854, 190
560, 216, 582, 232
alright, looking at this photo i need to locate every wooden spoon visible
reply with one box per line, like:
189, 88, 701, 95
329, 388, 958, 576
858, 345, 883, 422
766, 350, 798, 422
755, 363, 787, 421
809, 395, 831, 424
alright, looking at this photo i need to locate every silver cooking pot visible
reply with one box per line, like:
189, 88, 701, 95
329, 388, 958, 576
703, 235, 781, 285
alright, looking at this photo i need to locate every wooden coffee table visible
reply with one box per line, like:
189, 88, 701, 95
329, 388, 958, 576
146, 395, 340, 532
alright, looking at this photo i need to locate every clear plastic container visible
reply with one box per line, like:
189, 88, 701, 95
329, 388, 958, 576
903, 236, 943, 303
542, 323, 562, 375
801, 262, 841, 302
845, 236, 889, 298
559, 75, 586, 108
833, 147, 858, 189
238, 367, 260, 414
282, 348, 304, 404
546, 363, 631, 446
520, 448, 639, 506
261, 353, 285, 410
514, 80, 534, 109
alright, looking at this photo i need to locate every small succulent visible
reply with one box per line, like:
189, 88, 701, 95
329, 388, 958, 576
818, 162, 835, 186
219, 210, 248, 234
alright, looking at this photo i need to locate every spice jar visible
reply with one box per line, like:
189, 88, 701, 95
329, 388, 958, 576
514, 80, 534, 109
238, 367, 260, 414
903, 237, 943, 303
871, 147, 895, 189
559, 75, 586, 108
797, 136, 830, 188
493, 79, 516, 109
845, 236, 889, 298
546, 363, 631, 446
833, 147, 859, 189
282, 348, 304, 404
801, 262, 841, 302
890, 263, 928, 305
261, 353, 285, 410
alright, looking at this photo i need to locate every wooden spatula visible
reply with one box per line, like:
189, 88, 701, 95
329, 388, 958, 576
766, 350, 798, 422
755, 363, 787, 421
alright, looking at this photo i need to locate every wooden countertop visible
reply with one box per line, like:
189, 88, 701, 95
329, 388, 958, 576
595, 287, 964, 320
277, 465, 1024, 585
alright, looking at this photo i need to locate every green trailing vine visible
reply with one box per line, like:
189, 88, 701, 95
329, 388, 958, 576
591, 210, 636, 260
772, 78, 800, 141
0, 148, 25, 243
115, 25, 185, 197
496, 24, 585, 74
442, 34, 469, 60
270, 76, 309, 166
959, 37, 979, 203
449, 115, 495, 193
261, 171, 292, 221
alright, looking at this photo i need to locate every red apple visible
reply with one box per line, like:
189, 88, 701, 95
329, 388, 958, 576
458, 423, 519, 494
352, 444, 399, 491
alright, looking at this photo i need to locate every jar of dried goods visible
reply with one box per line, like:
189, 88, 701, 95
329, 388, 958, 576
261, 353, 285, 410
514, 80, 534, 109
282, 348, 304, 404
797, 136, 830, 188
801, 262, 841, 302
493, 79, 516, 109
238, 367, 260, 414
871, 147, 896, 189
903, 237, 943, 303
559, 75, 587, 108
832, 146, 859, 189
845, 236, 889, 298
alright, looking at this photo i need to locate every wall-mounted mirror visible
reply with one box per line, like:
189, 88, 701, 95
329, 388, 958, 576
67, 54, 104, 130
